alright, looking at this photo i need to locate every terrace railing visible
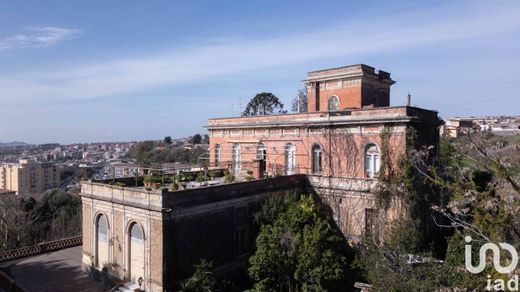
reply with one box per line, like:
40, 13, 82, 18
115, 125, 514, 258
0, 235, 82, 263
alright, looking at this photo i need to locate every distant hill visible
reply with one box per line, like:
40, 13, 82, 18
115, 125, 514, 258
0, 142, 29, 147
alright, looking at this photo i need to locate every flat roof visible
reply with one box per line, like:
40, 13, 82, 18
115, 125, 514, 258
306, 63, 372, 74
207, 106, 440, 129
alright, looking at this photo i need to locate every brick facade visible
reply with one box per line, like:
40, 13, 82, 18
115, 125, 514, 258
206, 64, 441, 242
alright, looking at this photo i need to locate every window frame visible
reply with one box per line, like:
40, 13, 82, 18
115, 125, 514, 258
214, 144, 221, 166
364, 143, 380, 178
311, 144, 323, 174
328, 95, 340, 111
284, 143, 296, 175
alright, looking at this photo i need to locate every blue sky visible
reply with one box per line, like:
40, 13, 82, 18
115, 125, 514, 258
0, 1, 519, 144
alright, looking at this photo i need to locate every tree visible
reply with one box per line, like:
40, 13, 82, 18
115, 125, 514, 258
164, 136, 172, 145
180, 259, 216, 292
203, 134, 210, 144
242, 92, 286, 116
356, 132, 520, 290
291, 87, 308, 113
192, 134, 202, 145
248, 194, 351, 291
127, 140, 156, 164
0, 190, 81, 251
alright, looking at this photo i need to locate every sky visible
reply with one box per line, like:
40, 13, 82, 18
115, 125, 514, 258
0, 1, 519, 144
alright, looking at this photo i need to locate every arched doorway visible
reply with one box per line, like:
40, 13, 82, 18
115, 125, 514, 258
214, 144, 221, 167
96, 214, 109, 269
232, 143, 241, 176
311, 144, 323, 174
128, 222, 145, 284
256, 143, 266, 160
285, 143, 296, 175
364, 144, 380, 178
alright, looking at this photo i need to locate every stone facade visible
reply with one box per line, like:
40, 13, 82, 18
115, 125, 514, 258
80, 175, 307, 291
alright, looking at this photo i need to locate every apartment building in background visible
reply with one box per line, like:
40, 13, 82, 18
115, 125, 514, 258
0, 159, 60, 195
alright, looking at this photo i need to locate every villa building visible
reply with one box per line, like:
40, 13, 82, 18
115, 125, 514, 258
207, 64, 440, 238
80, 64, 441, 291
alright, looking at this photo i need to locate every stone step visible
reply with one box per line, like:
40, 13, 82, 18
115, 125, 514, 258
117, 282, 140, 292
124, 282, 140, 290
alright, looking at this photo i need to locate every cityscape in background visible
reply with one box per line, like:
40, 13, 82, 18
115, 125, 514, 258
1, 1, 519, 292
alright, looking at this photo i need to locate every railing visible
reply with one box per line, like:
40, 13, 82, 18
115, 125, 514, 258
0, 235, 82, 263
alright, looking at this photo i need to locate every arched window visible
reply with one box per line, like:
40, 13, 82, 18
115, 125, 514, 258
328, 96, 339, 111
96, 214, 109, 269
285, 143, 296, 175
214, 144, 221, 166
128, 222, 145, 284
311, 144, 323, 174
256, 143, 266, 160
365, 144, 380, 178
232, 144, 241, 175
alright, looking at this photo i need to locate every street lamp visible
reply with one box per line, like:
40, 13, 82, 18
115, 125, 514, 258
138, 276, 143, 291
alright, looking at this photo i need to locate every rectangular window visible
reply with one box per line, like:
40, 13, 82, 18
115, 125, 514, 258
365, 208, 379, 239
234, 226, 248, 255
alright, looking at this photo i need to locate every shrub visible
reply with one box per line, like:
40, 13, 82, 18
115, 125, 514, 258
208, 169, 224, 179
196, 172, 206, 182
224, 174, 235, 183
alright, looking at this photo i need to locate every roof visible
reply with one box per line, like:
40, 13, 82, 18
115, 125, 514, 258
207, 106, 440, 130
304, 63, 394, 84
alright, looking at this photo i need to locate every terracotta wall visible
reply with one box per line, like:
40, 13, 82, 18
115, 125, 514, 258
209, 125, 408, 178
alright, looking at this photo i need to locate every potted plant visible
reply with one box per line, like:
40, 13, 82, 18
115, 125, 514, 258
170, 182, 179, 191
144, 175, 161, 189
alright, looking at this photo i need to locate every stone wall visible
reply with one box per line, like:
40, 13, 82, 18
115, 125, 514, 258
81, 175, 308, 291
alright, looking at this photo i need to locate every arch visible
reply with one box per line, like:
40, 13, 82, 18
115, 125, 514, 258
232, 143, 241, 175
284, 143, 296, 175
95, 213, 109, 269
328, 95, 340, 111
214, 144, 221, 167
127, 221, 145, 284
364, 143, 380, 178
311, 144, 323, 174
256, 143, 266, 160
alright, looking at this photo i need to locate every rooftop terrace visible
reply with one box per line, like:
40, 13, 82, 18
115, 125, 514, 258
0, 246, 107, 292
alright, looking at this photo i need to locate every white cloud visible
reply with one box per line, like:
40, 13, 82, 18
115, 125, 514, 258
0, 26, 79, 51
0, 2, 519, 105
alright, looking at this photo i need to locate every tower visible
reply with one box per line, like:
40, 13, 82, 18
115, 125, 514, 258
304, 64, 395, 112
